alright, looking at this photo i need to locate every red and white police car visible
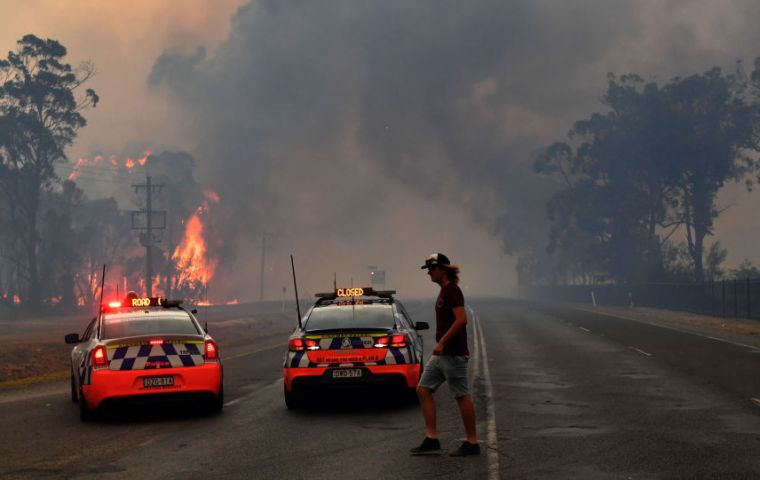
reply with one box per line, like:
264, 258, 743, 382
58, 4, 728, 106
66, 295, 223, 420
283, 287, 428, 408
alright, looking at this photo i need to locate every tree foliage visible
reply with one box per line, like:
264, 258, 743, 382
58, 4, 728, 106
0, 34, 98, 309
533, 65, 760, 284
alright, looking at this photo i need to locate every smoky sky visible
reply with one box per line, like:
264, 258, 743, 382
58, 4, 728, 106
145, 0, 760, 299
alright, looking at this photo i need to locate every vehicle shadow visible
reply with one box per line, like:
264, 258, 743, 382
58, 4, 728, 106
89, 398, 220, 424
293, 388, 419, 414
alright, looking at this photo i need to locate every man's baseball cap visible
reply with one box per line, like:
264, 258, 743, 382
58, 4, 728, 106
421, 253, 451, 269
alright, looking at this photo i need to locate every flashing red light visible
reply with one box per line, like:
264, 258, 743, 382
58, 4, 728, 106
108, 301, 122, 308
288, 338, 305, 352
204, 340, 218, 360
92, 346, 107, 367
375, 334, 408, 348
149, 339, 164, 346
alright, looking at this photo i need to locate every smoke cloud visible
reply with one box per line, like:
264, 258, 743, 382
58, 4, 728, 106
6, 1, 760, 300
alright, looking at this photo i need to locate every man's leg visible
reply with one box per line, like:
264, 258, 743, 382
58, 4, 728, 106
456, 394, 477, 444
417, 386, 437, 438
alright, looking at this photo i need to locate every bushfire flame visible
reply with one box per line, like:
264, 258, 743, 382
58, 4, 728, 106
67, 149, 152, 180
172, 190, 220, 289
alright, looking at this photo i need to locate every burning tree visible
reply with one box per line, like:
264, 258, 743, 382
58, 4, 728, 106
171, 189, 219, 303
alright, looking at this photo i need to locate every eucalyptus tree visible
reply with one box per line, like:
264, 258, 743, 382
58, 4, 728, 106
0, 34, 98, 309
536, 67, 760, 283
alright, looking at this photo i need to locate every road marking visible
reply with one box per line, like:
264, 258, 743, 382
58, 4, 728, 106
223, 397, 244, 407
630, 347, 652, 357
471, 308, 499, 480
573, 306, 760, 353
579, 327, 590, 332
751, 398, 760, 408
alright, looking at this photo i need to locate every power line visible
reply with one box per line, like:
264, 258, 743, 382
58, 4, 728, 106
131, 175, 166, 297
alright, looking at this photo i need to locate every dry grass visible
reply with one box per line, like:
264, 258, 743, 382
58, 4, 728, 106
584, 304, 760, 348
0, 310, 294, 388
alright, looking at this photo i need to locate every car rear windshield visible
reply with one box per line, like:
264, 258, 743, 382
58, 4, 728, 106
102, 313, 199, 339
305, 304, 394, 331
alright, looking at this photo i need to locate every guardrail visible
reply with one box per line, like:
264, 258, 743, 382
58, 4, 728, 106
523, 278, 760, 320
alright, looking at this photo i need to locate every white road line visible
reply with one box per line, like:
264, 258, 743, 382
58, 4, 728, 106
573, 306, 760, 353
579, 327, 590, 332
223, 397, 244, 407
751, 398, 760, 408
472, 308, 499, 480
631, 347, 653, 357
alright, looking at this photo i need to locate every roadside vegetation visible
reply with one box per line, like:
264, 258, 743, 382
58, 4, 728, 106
525, 64, 760, 286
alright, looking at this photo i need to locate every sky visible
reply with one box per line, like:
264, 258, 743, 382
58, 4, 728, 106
2, 0, 760, 301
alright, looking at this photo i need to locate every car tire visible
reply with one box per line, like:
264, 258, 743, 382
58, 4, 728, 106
210, 385, 224, 413
284, 386, 304, 410
70, 370, 78, 403
79, 388, 95, 422
406, 387, 420, 405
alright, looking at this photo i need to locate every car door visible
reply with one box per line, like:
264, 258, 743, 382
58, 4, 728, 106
395, 302, 423, 362
72, 317, 96, 389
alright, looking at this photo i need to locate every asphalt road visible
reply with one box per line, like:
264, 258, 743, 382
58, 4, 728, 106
2, 299, 760, 479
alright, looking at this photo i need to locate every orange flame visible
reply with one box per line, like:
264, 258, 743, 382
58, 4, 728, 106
172, 191, 220, 289
67, 150, 151, 179
138, 149, 152, 166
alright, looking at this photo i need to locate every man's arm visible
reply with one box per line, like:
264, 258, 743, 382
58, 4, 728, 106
432, 306, 467, 355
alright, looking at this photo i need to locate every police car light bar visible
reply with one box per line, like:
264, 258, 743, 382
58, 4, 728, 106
314, 288, 396, 300
102, 296, 184, 312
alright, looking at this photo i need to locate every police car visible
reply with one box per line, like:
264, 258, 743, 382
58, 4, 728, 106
283, 287, 428, 408
65, 295, 223, 420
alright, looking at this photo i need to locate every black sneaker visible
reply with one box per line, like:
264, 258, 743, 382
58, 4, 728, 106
410, 437, 442, 455
449, 441, 481, 457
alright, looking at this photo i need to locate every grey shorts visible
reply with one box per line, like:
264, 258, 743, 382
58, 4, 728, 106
417, 355, 470, 398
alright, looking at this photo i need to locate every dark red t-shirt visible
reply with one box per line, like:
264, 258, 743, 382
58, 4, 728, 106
435, 282, 469, 356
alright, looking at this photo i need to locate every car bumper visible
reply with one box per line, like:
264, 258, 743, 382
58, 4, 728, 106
283, 363, 420, 392
83, 363, 222, 409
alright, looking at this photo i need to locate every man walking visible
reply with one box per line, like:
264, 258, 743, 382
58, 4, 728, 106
411, 253, 480, 457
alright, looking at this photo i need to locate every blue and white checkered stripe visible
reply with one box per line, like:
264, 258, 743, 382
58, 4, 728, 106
108, 343, 205, 370
285, 337, 412, 368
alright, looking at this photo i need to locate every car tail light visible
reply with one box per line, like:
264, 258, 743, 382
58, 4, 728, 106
390, 334, 408, 348
289, 338, 305, 352
304, 339, 320, 351
374, 336, 390, 348
205, 340, 219, 360
91, 346, 107, 367
149, 339, 164, 346
108, 301, 122, 309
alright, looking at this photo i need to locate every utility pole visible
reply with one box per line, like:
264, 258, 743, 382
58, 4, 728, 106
259, 232, 273, 302
132, 175, 166, 297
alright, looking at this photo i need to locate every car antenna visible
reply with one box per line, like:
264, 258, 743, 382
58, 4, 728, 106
96, 264, 107, 334
291, 255, 302, 329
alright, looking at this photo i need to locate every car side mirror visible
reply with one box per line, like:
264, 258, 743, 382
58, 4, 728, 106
191, 308, 198, 314
414, 322, 429, 331
65, 333, 81, 344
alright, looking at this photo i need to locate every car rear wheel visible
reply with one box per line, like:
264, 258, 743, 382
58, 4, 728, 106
209, 385, 224, 413
79, 388, 95, 422
284, 386, 305, 409
70, 370, 78, 403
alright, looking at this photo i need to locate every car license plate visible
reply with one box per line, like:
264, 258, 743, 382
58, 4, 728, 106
332, 369, 362, 378
144, 376, 174, 387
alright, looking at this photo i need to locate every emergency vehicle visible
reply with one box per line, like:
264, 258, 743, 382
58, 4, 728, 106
65, 295, 223, 420
283, 287, 429, 408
